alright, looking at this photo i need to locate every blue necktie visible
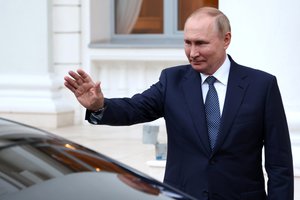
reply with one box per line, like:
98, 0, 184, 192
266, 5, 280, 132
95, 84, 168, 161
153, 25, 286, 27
205, 76, 220, 150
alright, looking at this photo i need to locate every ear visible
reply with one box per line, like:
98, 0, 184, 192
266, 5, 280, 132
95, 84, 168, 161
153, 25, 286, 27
224, 32, 231, 49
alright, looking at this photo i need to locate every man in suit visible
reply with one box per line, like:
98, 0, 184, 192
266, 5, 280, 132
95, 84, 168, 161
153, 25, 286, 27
64, 7, 293, 200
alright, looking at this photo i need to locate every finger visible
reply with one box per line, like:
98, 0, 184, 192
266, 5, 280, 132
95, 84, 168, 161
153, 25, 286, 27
68, 70, 84, 83
68, 72, 85, 87
65, 81, 83, 98
64, 81, 76, 93
77, 69, 93, 82
64, 76, 79, 89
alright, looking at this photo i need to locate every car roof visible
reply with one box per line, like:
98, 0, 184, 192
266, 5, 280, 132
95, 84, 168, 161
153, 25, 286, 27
0, 118, 50, 139
1, 172, 173, 200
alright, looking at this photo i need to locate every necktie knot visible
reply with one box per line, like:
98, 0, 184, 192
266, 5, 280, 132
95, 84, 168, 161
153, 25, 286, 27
205, 76, 217, 85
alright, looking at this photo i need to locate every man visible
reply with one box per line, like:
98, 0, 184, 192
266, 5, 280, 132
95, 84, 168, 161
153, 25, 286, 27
64, 7, 293, 200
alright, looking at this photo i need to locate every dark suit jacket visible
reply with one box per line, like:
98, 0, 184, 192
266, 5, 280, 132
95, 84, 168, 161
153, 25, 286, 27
86, 56, 293, 200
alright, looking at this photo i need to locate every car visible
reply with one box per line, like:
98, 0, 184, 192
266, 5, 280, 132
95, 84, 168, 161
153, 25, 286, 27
0, 117, 197, 200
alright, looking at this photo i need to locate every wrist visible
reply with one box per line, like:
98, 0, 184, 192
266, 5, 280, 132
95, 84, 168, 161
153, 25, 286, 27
90, 101, 106, 113
89, 100, 105, 112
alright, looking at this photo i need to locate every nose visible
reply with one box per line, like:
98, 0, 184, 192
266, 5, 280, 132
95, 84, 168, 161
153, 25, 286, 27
190, 45, 199, 59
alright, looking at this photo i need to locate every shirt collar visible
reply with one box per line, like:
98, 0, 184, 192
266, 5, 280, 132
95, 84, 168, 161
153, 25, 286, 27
200, 55, 231, 86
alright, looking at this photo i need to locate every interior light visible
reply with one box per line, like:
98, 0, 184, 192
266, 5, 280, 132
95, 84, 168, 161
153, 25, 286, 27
64, 143, 76, 150
95, 168, 101, 172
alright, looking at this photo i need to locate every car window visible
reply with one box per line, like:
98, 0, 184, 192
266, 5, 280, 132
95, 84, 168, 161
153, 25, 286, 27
0, 138, 190, 199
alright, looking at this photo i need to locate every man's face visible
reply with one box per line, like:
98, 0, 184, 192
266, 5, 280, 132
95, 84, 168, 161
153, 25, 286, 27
184, 15, 231, 75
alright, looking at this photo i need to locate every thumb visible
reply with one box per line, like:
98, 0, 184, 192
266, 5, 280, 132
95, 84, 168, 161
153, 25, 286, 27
95, 81, 102, 94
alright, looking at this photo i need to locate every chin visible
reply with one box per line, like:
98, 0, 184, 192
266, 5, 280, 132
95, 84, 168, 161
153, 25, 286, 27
191, 64, 207, 73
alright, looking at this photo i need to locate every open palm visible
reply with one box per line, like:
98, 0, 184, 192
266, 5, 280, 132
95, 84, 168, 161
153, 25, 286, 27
64, 69, 104, 111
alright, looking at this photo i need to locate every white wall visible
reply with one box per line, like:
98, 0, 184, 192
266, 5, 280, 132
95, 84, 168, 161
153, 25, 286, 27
0, 0, 51, 74
0, 0, 74, 128
221, 1, 300, 109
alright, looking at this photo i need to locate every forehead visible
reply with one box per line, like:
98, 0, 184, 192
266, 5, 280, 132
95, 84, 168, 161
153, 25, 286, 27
184, 15, 217, 39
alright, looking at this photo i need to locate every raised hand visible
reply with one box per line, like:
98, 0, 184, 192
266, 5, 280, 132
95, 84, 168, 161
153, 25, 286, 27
64, 69, 104, 111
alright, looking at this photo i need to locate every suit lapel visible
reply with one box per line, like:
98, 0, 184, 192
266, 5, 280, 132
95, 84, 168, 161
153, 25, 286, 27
213, 61, 249, 153
182, 67, 211, 155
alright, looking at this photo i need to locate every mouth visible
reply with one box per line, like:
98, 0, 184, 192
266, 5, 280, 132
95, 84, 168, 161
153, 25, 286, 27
191, 60, 205, 65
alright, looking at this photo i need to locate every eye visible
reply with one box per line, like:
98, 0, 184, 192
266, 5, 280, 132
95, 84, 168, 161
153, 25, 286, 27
195, 40, 208, 46
184, 40, 191, 46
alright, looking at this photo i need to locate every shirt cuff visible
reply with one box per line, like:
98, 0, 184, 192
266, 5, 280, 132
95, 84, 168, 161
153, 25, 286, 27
89, 107, 106, 124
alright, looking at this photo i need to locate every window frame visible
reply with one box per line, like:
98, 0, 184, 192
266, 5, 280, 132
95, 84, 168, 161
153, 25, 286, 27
107, 0, 184, 48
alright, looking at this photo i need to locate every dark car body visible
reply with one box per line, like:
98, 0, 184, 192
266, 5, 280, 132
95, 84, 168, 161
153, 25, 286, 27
0, 118, 197, 200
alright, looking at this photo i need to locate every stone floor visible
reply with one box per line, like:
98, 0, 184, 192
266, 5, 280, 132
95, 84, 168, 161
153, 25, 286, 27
48, 123, 300, 199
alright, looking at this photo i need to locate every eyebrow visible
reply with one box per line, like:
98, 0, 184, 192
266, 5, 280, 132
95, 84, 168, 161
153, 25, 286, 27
184, 39, 209, 45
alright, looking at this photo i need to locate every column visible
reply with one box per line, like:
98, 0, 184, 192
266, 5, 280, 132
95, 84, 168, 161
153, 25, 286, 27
0, 0, 74, 128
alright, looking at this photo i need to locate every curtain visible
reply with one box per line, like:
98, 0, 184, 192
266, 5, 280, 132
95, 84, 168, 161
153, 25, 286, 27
115, 0, 143, 34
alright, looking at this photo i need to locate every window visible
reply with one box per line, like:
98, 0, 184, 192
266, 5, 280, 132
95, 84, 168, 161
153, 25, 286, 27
114, 0, 218, 35
89, 0, 218, 48
177, 0, 218, 30
115, 0, 163, 34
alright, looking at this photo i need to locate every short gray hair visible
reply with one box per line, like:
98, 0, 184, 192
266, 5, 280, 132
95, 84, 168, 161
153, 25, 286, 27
186, 7, 231, 38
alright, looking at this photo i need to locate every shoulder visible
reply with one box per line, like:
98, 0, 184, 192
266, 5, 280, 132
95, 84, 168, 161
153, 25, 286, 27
240, 65, 274, 79
162, 64, 191, 73
158, 64, 199, 84
229, 56, 276, 81
161, 64, 196, 78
